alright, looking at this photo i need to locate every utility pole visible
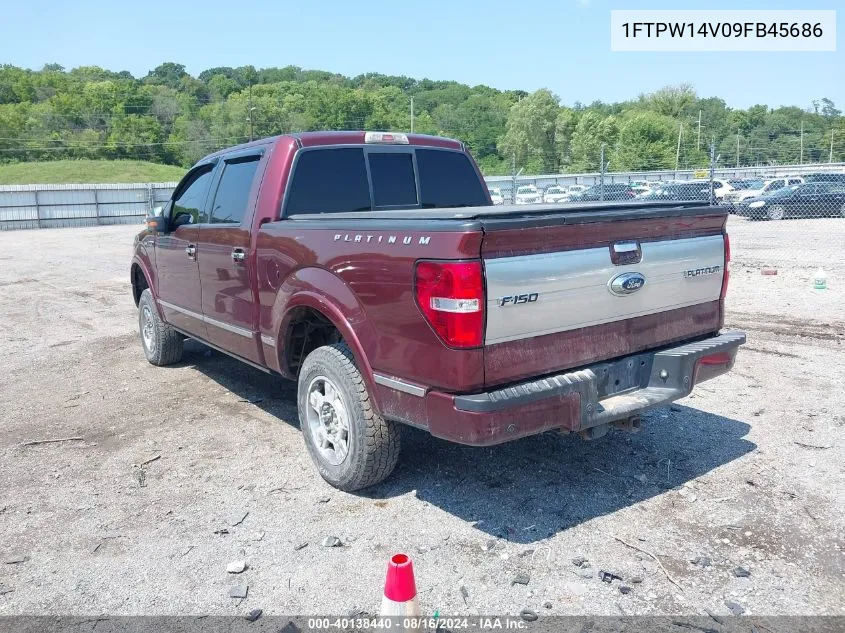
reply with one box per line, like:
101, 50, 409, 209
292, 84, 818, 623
736, 131, 740, 168
697, 110, 702, 151
675, 123, 683, 178
830, 129, 835, 163
708, 139, 716, 206
599, 143, 606, 201
410, 97, 414, 133
248, 79, 254, 142
799, 120, 804, 164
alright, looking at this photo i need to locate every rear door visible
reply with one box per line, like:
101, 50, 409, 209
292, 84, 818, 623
196, 149, 266, 363
156, 163, 217, 336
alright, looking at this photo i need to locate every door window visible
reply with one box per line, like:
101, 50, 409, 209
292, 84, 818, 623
209, 156, 261, 224
173, 165, 215, 225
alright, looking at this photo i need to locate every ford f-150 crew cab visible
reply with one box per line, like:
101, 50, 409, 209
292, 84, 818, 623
131, 131, 745, 491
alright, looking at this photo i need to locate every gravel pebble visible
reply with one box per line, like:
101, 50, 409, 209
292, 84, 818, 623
520, 609, 538, 622
227, 560, 247, 574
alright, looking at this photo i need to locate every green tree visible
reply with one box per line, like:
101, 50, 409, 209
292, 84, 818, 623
498, 89, 561, 172
612, 112, 676, 171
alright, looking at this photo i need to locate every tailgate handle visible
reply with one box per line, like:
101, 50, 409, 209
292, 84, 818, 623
610, 241, 642, 265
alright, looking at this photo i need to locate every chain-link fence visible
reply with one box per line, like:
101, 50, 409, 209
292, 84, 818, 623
486, 140, 845, 222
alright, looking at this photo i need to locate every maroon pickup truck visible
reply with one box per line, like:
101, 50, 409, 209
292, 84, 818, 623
131, 131, 745, 491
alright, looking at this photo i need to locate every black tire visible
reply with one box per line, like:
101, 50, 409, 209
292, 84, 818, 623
297, 344, 400, 491
138, 289, 183, 366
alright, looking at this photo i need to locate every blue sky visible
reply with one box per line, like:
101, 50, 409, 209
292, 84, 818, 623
1, 0, 841, 110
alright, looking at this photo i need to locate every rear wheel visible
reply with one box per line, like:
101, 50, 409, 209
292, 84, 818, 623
767, 205, 786, 221
138, 289, 183, 366
298, 343, 400, 491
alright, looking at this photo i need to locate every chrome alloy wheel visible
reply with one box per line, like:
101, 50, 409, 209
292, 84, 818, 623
305, 376, 350, 466
141, 305, 156, 353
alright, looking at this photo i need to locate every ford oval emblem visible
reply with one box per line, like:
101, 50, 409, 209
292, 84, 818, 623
608, 272, 646, 296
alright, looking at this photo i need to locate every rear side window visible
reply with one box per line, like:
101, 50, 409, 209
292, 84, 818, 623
369, 153, 417, 207
416, 149, 488, 208
286, 148, 370, 215
209, 156, 261, 224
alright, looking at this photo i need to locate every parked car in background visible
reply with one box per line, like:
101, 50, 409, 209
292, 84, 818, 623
802, 172, 845, 184
728, 178, 763, 190
632, 186, 651, 198
569, 183, 636, 201
710, 179, 734, 202
515, 185, 541, 204
722, 176, 803, 211
542, 186, 570, 203
488, 188, 504, 205
737, 182, 845, 220
567, 184, 587, 195
654, 181, 712, 201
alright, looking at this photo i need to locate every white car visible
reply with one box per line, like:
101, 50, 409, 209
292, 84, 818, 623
722, 176, 804, 208
566, 184, 587, 195
542, 186, 570, 203
632, 186, 651, 198
488, 188, 504, 205
515, 185, 541, 205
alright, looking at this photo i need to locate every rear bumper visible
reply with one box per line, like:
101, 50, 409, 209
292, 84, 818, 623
421, 330, 745, 446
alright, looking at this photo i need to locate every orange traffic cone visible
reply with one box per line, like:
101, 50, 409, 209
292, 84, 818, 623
380, 553, 421, 617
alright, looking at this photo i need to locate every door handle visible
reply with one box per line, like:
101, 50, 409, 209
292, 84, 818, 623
231, 248, 246, 264
185, 244, 196, 260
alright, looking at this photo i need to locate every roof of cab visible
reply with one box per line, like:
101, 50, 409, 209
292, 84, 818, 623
198, 131, 464, 166
291, 131, 463, 149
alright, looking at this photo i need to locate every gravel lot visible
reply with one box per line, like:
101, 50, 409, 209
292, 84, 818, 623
0, 217, 843, 618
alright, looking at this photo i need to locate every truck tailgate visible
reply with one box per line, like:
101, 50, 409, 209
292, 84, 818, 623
480, 208, 728, 387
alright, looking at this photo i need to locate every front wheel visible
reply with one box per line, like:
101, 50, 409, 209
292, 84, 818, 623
138, 289, 183, 366
297, 344, 400, 491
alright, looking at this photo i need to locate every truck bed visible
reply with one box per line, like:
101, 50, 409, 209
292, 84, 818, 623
286, 200, 714, 226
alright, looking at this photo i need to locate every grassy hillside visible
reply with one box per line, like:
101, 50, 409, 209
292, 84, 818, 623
0, 160, 186, 185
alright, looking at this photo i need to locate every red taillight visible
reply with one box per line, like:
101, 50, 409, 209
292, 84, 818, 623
414, 260, 484, 349
720, 233, 731, 300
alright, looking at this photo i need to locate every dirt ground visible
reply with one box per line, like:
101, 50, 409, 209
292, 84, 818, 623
0, 217, 843, 618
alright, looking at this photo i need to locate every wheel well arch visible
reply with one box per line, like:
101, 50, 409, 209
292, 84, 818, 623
131, 263, 149, 306
280, 306, 344, 378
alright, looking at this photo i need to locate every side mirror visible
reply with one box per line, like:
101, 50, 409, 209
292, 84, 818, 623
145, 214, 167, 233
144, 202, 171, 234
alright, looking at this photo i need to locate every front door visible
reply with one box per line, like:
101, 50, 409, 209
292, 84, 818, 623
196, 152, 265, 363
156, 164, 217, 337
